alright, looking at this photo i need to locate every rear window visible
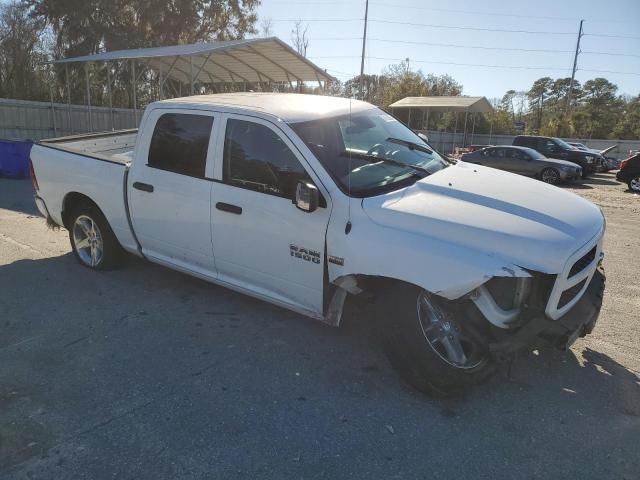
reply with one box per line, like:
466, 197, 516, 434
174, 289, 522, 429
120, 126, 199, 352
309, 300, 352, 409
148, 113, 213, 178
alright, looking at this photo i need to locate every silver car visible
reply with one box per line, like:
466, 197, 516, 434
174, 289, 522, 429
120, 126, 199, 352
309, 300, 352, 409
462, 146, 582, 184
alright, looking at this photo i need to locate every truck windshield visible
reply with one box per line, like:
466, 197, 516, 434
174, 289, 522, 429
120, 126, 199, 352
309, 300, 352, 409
290, 109, 449, 197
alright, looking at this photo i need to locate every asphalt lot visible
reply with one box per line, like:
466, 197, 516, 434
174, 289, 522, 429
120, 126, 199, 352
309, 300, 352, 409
1, 174, 638, 480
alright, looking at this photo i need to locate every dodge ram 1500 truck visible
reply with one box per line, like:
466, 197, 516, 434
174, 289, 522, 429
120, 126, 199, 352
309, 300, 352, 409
30, 93, 606, 394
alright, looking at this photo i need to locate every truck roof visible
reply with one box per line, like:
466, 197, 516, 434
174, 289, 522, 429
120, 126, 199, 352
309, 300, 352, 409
153, 92, 375, 123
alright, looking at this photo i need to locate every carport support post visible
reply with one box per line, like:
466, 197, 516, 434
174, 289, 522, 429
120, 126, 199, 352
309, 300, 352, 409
106, 62, 114, 131
131, 60, 138, 126
48, 75, 57, 137
425, 109, 430, 132
463, 108, 469, 147
190, 56, 194, 95
159, 69, 163, 100
65, 64, 73, 134
85, 62, 93, 132
452, 112, 458, 154
471, 113, 476, 145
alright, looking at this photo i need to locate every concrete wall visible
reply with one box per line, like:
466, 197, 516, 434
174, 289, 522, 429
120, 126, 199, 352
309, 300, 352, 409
0, 98, 140, 141
420, 129, 640, 159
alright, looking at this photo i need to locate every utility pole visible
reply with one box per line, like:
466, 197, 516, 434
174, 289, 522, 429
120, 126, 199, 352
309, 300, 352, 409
359, 0, 369, 100
566, 19, 584, 114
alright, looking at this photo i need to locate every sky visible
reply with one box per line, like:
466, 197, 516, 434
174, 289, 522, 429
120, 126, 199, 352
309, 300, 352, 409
256, 0, 640, 100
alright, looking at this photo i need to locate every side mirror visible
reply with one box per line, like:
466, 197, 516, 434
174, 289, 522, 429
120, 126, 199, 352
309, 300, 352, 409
417, 132, 429, 143
294, 181, 319, 213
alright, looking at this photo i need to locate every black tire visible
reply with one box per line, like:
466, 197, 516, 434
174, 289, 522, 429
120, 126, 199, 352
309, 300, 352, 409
68, 202, 123, 270
375, 283, 494, 396
540, 167, 561, 185
628, 177, 640, 192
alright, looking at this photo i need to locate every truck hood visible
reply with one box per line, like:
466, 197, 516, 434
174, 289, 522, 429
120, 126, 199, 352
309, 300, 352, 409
361, 162, 604, 274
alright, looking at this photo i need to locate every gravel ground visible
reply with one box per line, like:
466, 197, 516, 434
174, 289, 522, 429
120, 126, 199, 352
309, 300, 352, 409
0, 174, 638, 480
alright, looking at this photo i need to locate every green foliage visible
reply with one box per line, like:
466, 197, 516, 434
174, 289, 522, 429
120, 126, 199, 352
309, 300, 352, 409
0, 1, 50, 100
26, 0, 260, 56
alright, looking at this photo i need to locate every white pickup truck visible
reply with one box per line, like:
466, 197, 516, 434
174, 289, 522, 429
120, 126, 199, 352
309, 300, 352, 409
30, 93, 606, 394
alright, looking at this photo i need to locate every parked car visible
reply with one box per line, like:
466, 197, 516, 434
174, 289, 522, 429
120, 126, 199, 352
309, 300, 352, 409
461, 145, 581, 184
604, 156, 621, 171
513, 135, 601, 177
29, 93, 606, 395
616, 153, 640, 192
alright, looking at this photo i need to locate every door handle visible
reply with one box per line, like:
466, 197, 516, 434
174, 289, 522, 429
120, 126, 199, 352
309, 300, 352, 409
216, 202, 242, 215
133, 182, 154, 193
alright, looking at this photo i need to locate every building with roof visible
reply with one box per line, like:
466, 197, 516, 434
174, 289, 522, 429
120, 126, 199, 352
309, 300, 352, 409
389, 96, 495, 152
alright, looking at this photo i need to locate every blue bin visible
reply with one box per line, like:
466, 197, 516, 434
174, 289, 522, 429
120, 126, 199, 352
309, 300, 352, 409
0, 140, 33, 178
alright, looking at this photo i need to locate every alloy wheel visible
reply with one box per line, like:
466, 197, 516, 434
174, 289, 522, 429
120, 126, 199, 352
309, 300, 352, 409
72, 215, 104, 267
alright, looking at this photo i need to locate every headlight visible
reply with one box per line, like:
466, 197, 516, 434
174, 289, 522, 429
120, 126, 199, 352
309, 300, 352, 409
585, 155, 594, 163
560, 166, 571, 171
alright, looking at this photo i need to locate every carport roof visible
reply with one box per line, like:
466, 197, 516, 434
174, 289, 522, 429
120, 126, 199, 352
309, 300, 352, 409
53, 37, 335, 85
389, 96, 495, 113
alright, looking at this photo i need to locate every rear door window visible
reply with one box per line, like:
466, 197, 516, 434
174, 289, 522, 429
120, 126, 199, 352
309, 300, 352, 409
148, 113, 213, 178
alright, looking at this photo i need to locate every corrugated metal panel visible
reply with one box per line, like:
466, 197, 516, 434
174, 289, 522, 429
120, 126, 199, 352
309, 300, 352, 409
0, 98, 139, 141
53, 37, 334, 84
389, 96, 495, 113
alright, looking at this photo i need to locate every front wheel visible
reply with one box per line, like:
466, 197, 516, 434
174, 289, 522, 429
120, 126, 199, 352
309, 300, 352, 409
375, 284, 493, 395
541, 167, 561, 185
69, 203, 123, 270
629, 177, 640, 192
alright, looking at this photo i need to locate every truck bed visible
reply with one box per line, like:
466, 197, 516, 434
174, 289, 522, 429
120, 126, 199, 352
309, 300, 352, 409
39, 129, 138, 165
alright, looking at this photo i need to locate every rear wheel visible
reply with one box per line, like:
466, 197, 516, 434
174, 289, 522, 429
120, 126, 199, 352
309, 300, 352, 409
375, 284, 493, 395
541, 167, 561, 185
629, 177, 640, 192
68, 203, 123, 270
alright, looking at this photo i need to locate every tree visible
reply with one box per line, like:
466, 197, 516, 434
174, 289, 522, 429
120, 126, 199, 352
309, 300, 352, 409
290, 20, 309, 57
527, 77, 552, 131
259, 17, 273, 37
0, 1, 50, 100
612, 95, 640, 140
343, 73, 387, 104
26, 0, 260, 56
581, 78, 622, 138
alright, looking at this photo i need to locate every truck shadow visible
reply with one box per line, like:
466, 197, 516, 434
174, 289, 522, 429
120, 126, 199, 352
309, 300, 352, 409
561, 173, 620, 190
0, 179, 39, 216
1, 253, 638, 476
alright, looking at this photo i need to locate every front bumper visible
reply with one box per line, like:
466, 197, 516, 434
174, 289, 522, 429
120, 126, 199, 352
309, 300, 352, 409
489, 265, 605, 360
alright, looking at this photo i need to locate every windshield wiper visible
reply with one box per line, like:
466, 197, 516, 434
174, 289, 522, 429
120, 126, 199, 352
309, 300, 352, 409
385, 137, 433, 154
340, 151, 431, 176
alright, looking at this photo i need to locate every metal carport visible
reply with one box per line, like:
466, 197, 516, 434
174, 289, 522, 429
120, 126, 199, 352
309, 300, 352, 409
389, 96, 495, 152
53, 37, 335, 132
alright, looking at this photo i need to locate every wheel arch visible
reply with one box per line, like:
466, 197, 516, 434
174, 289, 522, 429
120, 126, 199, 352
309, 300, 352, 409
61, 192, 103, 229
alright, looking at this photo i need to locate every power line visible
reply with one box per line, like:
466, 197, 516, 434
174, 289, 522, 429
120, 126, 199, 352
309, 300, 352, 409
311, 55, 640, 76
270, 18, 362, 22
369, 2, 577, 21
269, 17, 576, 35
301, 36, 639, 59
584, 33, 640, 40
367, 19, 575, 35
582, 51, 640, 59
367, 38, 573, 54
579, 68, 640, 77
